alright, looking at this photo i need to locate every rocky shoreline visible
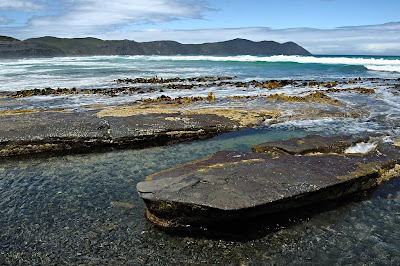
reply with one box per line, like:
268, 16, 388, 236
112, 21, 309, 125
1, 76, 400, 228
2, 75, 399, 159
0, 74, 400, 264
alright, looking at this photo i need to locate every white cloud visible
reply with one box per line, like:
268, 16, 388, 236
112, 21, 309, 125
93, 22, 400, 55
27, 0, 211, 34
0, 0, 44, 11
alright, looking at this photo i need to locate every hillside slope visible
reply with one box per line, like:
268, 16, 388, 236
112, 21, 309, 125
0, 36, 311, 58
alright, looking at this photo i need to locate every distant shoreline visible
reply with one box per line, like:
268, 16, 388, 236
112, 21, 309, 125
0, 36, 311, 58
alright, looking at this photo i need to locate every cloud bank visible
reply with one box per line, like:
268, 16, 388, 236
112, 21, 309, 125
98, 23, 400, 55
24, 0, 211, 34
0, 0, 45, 11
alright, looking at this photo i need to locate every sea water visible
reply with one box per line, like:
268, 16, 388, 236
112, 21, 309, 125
0, 55, 400, 264
1, 55, 400, 92
0, 128, 399, 264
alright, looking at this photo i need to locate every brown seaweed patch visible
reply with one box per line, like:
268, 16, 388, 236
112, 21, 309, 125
226, 95, 267, 100
10, 87, 78, 98
324, 87, 376, 94
266, 91, 339, 104
137, 92, 215, 105
115, 76, 235, 84
266, 93, 310, 103
162, 84, 195, 90
257, 80, 286, 89
379, 164, 400, 183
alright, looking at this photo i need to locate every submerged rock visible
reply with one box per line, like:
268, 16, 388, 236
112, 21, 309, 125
137, 136, 400, 229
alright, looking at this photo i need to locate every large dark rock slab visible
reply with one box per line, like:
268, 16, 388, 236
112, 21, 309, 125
0, 109, 242, 157
0, 111, 108, 142
137, 140, 400, 228
0, 111, 110, 157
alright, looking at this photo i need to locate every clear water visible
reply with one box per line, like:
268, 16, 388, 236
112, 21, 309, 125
0, 128, 399, 264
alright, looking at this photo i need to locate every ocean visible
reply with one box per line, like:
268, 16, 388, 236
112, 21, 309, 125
1, 55, 400, 92
0, 55, 400, 264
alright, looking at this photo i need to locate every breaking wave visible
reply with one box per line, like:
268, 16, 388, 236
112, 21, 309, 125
128, 55, 400, 73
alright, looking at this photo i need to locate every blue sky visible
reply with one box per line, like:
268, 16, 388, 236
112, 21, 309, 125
1, 0, 400, 55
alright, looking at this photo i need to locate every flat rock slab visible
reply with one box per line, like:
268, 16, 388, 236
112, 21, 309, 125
137, 141, 400, 228
0, 111, 108, 142
0, 110, 241, 157
252, 134, 371, 155
103, 113, 239, 140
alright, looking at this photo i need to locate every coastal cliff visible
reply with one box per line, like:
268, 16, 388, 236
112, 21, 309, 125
0, 36, 311, 58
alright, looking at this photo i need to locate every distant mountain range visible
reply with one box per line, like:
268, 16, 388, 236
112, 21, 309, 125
0, 36, 311, 58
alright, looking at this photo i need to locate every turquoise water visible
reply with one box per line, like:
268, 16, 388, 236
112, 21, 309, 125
0, 55, 400, 91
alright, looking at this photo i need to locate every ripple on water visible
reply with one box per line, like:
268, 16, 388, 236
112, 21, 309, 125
0, 128, 399, 265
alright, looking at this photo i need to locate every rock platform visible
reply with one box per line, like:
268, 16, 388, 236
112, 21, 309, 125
0, 105, 277, 158
137, 135, 400, 229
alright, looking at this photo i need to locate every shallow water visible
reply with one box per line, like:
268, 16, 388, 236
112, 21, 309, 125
1, 128, 399, 265
1, 54, 400, 264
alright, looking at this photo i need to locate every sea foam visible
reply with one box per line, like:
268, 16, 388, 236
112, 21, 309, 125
127, 55, 400, 73
344, 142, 378, 154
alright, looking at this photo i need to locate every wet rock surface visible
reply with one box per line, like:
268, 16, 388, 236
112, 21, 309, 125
252, 134, 371, 155
137, 136, 400, 228
2, 75, 400, 160
0, 111, 108, 142
0, 106, 253, 158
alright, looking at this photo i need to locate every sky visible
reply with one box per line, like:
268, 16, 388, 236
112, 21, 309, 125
0, 0, 400, 55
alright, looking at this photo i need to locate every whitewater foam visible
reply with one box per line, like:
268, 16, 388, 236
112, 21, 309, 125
365, 65, 400, 73
344, 142, 378, 154
125, 55, 400, 72
270, 117, 384, 135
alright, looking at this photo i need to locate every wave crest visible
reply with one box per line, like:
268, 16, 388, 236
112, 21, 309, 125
127, 55, 400, 73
